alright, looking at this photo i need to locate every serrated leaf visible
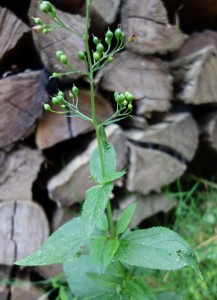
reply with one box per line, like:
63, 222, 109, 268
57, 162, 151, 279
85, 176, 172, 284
82, 184, 113, 236
86, 272, 120, 290
116, 227, 200, 273
89, 236, 107, 266
116, 202, 137, 235
90, 143, 116, 183
96, 212, 108, 232
123, 278, 156, 300
156, 291, 184, 300
15, 217, 87, 266
103, 239, 120, 269
102, 170, 127, 184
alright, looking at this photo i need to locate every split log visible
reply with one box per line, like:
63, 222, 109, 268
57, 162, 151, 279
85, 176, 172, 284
98, 51, 172, 115
0, 201, 49, 265
0, 70, 48, 150
48, 124, 127, 206
91, 0, 121, 25
0, 265, 11, 300
11, 285, 45, 300
199, 111, 217, 153
29, 1, 86, 82
36, 89, 114, 149
0, 8, 29, 63
0, 147, 43, 202
125, 113, 198, 195
170, 46, 217, 105
121, 0, 185, 55
116, 193, 174, 228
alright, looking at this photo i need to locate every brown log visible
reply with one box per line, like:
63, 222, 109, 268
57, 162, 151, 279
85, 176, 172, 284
121, 0, 185, 55
170, 46, 217, 105
98, 51, 172, 115
0, 147, 43, 202
116, 193, 174, 228
125, 113, 198, 195
36, 89, 114, 149
0, 70, 48, 150
48, 124, 127, 206
0, 201, 49, 265
29, 1, 86, 81
0, 8, 29, 62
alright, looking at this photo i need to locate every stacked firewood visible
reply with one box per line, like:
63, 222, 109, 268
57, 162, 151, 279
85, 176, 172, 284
1, 0, 217, 297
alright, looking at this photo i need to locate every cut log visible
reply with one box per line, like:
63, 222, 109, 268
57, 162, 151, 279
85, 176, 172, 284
0, 201, 49, 265
48, 124, 127, 206
121, 0, 185, 55
125, 113, 198, 195
0, 70, 48, 150
36, 89, 114, 149
29, 1, 86, 81
98, 51, 172, 115
0, 147, 43, 202
125, 113, 198, 162
174, 30, 217, 59
199, 111, 217, 153
0, 8, 29, 62
170, 46, 217, 105
0, 265, 11, 300
91, 0, 121, 24
11, 284, 45, 300
116, 193, 174, 228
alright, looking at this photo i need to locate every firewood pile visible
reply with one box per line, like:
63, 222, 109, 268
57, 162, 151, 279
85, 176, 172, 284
1, 0, 217, 296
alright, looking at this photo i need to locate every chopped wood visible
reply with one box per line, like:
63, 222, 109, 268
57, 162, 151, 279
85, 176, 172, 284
125, 113, 199, 162
170, 46, 217, 105
0, 265, 11, 300
0, 201, 49, 265
0, 147, 43, 202
36, 264, 63, 279
11, 284, 45, 300
91, 0, 121, 24
36, 89, 114, 149
98, 51, 172, 115
0, 70, 48, 150
29, 1, 86, 81
199, 111, 217, 153
121, 0, 185, 55
0, 8, 29, 62
116, 193, 174, 228
48, 124, 127, 206
126, 141, 186, 195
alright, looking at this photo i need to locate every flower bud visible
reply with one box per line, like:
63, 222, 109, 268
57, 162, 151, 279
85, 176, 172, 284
69, 91, 74, 100
125, 91, 134, 102
42, 28, 49, 35
96, 43, 104, 54
32, 25, 43, 33
56, 51, 64, 60
115, 28, 124, 41
106, 29, 113, 41
93, 36, 99, 44
114, 92, 124, 105
52, 97, 59, 105
52, 72, 61, 78
33, 17, 43, 25
44, 104, 51, 111
123, 100, 128, 107
78, 51, 86, 61
56, 95, 65, 103
72, 84, 79, 96
58, 91, 64, 97
93, 51, 101, 62
40, 1, 55, 16
61, 104, 67, 109
59, 54, 68, 64
128, 103, 133, 110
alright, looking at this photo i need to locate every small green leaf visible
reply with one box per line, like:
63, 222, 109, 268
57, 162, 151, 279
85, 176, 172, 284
90, 143, 116, 183
96, 212, 109, 232
82, 184, 113, 236
116, 227, 200, 274
116, 202, 137, 235
89, 236, 107, 266
86, 272, 119, 290
102, 170, 127, 184
123, 278, 156, 300
15, 217, 87, 266
103, 239, 120, 269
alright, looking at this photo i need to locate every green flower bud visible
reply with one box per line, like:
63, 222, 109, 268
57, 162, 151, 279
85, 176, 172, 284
93, 36, 99, 44
58, 90, 64, 97
128, 103, 133, 110
125, 91, 134, 102
52, 97, 59, 105
59, 54, 68, 64
33, 17, 43, 25
115, 28, 124, 41
96, 43, 104, 54
56, 51, 64, 60
93, 51, 101, 62
78, 51, 86, 61
123, 99, 128, 107
52, 72, 61, 78
42, 28, 49, 35
69, 91, 74, 99
105, 37, 110, 45
56, 95, 65, 103
72, 84, 79, 96
44, 103, 51, 111
61, 104, 67, 109
114, 92, 124, 105
106, 29, 113, 41
40, 1, 55, 16
108, 56, 113, 62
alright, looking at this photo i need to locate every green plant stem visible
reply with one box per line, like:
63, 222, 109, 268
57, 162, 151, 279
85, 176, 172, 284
84, 0, 116, 238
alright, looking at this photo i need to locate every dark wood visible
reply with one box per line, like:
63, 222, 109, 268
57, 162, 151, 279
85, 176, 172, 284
0, 70, 48, 150
0, 8, 29, 62
0, 201, 49, 265
170, 46, 217, 105
36, 90, 114, 149
48, 124, 127, 206
99, 51, 172, 115
121, 0, 185, 55
0, 147, 43, 202
199, 111, 217, 153
29, 1, 86, 82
